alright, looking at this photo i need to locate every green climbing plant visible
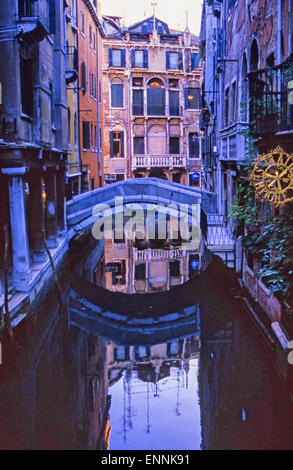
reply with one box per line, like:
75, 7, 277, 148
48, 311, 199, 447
229, 99, 293, 303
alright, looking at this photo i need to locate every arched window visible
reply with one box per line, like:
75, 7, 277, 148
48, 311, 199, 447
147, 78, 165, 116
250, 39, 259, 72
240, 54, 248, 121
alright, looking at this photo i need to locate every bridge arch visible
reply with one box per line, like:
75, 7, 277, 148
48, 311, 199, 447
66, 178, 216, 241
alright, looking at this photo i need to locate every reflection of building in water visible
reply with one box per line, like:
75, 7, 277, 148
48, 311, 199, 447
97, 234, 201, 294
198, 305, 292, 450
104, 336, 200, 439
0, 300, 109, 450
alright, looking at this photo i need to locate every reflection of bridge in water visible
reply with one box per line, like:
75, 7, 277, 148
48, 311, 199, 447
69, 275, 201, 346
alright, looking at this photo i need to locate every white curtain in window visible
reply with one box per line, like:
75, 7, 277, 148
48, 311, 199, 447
169, 52, 178, 69
135, 50, 144, 68
112, 49, 121, 67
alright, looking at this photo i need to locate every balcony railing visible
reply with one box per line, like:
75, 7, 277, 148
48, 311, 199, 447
17, 0, 50, 42
147, 105, 165, 116
132, 155, 186, 170
134, 248, 185, 262
248, 56, 293, 136
65, 46, 78, 83
132, 105, 183, 117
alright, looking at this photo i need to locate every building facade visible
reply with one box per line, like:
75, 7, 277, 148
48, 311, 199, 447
200, 0, 293, 366
78, 0, 104, 192
102, 16, 202, 187
65, 0, 82, 198
0, 0, 69, 297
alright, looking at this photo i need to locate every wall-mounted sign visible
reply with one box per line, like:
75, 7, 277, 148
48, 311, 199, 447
191, 259, 200, 271
115, 168, 124, 173
250, 146, 293, 207
191, 171, 200, 181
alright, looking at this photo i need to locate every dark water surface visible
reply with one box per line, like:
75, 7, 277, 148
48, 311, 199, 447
0, 237, 293, 450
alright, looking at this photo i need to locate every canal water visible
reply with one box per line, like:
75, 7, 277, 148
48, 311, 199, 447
0, 232, 293, 450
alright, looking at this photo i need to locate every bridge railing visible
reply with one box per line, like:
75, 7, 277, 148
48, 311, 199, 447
206, 214, 235, 247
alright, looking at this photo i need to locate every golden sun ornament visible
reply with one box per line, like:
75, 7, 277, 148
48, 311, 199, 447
250, 146, 293, 207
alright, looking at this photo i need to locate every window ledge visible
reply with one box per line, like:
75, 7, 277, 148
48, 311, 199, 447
258, 279, 271, 296
246, 266, 255, 278
21, 113, 33, 122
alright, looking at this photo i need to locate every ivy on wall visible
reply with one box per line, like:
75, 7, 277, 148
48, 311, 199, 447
230, 101, 293, 303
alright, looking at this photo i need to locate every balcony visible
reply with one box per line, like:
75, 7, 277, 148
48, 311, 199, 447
248, 56, 293, 136
132, 155, 186, 170
65, 46, 78, 84
17, 0, 50, 42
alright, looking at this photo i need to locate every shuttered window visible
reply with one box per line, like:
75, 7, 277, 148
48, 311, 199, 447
191, 53, 199, 69
133, 89, 144, 115
189, 133, 199, 158
132, 49, 148, 68
109, 48, 126, 67
169, 90, 180, 116
166, 51, 183, 70
81, 62, 87, 92
133, 137, 144, 154
83, 121, 90, 149
111, 83, 123, 108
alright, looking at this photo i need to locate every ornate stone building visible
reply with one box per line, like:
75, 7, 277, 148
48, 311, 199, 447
102, 16, 202, 187
0, 0, 69, 299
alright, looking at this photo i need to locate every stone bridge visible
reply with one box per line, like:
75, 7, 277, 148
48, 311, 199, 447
66, 178, 216, 239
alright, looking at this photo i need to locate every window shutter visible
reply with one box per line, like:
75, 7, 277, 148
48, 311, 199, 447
48, 0, 56, 34
121, 49, 126, 67
143, 50, 148, 68
83, 121, 90, 149
110, 131, 114, 156
199, 89, 203, 108
120, 132, 124, 158
81, 62, 86, 91
178, 52, 183, 70
194, 136, 199, 156
191, 53, 194, 71
166, 51, 170, 70
132, 49, 136, 67
193, 53, 199, 68
109, 48, 113, 67
184, 87, 189, 108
